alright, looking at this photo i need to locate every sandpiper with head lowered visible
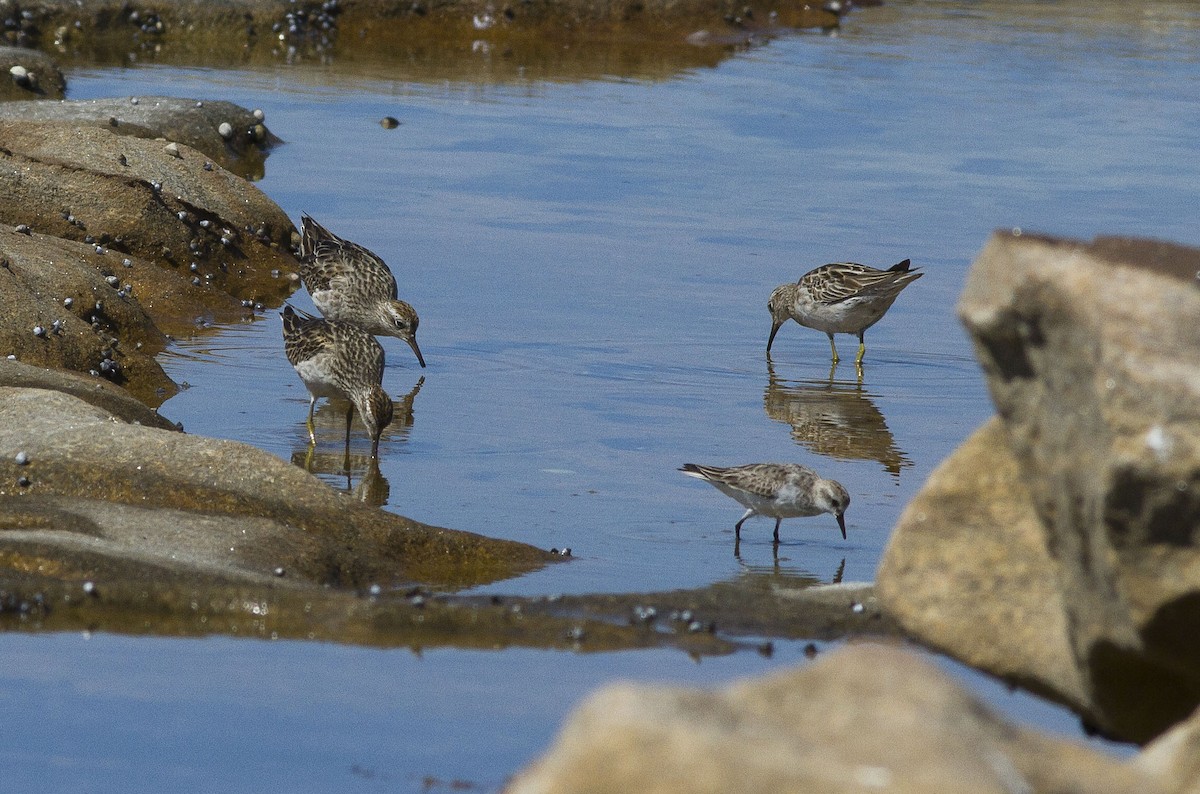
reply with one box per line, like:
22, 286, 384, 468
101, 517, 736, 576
299, 213, 426, 368
282, 305, 394, 458
767, 259, 922, 365
680, 462, 849, 542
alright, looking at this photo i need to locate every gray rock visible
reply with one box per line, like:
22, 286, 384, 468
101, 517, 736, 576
0, 386, 554, 592
0, 96, 278, 177
509, 643, 1151, 794
878, 232, 1200, 743
0, 359, 177, 430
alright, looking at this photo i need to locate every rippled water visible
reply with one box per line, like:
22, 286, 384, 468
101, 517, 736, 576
7, 0, 1200, 787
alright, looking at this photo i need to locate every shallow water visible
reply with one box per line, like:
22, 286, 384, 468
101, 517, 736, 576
8, 0, 1200, 786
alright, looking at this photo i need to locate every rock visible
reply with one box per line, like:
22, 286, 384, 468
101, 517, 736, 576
1137, 705, 1200, 794
0, 359, 177, 430
0, 114, 295, 302
0, 45, 65, 100
0, 226, 174, 402
878, 232, 1200, 743
508, 643, 1151, 794
0, 385, 554, 592
0, 97, 279, 177
877, 418, 1089, 708
0, 103, 300, 393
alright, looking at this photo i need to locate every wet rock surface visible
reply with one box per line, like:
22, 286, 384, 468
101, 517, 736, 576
508, 642, 1154, 794
878, 232, 1200, 744
0, 96, 297, 400
0, 381, 558, 594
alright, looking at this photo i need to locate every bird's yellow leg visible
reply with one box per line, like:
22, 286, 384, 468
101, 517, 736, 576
305, 397, 317, 444
827, 334, 840, 364
855, 333, 866, 366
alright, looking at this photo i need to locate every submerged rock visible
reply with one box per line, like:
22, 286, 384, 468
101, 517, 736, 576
508, 643, 1152, 793
878, 232, 1200, 743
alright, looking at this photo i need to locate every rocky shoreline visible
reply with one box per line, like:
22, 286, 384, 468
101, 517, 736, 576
3, 3, 1200, 791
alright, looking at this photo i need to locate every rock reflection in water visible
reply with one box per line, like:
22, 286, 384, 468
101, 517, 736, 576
290, 376, 423, 502
764, 359, 911, 478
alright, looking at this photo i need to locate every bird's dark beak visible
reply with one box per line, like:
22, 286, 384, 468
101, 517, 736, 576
767, 320, 783, 353
836, 513, 847, 540
408, 337, 427, 368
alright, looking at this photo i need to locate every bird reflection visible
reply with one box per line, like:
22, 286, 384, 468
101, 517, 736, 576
764, 358, 910, 478
732, 535, 848, 585
289, 376, 423, 502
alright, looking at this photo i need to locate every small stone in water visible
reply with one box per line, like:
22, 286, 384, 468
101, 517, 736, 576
253, 108, 265, 121
380, 116, 400, 129
14, 224, 30, 234
83, 581, 98, 596
63, 297, 73, 308
164, 142, 181, 158
273, 567, 285, 577
17, 476, 30, 488
15, 451, 29, 466
130, 96, 139, 105
217, 122, 234, 140
32, 325, 45, 337
105, 275, 119, 287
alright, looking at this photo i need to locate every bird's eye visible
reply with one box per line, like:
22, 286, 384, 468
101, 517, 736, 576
394, 319, 409, 331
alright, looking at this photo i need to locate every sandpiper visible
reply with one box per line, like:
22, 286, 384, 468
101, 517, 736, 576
767, 259, 922, 365
299, 214, 426, 368
680, 462, 849, 542
282, 305, 394, 458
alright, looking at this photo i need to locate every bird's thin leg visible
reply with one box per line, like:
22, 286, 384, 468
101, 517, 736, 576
370, 436, 381, 460
827, 333, 840, 364
343, 404, 354, 473
305, 396, 317, 444
734, 509, 755, 538
855, 331, 866, 365
773, 518, 782, 544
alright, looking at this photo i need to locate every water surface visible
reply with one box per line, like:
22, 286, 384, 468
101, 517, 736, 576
8, 0, 1199, 786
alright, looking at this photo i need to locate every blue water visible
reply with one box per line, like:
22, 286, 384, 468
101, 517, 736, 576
8, 0, 1196, 786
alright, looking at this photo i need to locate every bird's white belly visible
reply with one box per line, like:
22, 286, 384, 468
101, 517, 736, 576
713, 481, 821, 519
294, 355, 343, 398
793, 296, 889, 335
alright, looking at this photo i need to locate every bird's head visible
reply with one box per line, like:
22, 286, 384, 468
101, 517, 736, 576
766, 283, 796, 353
383, 299, 426, 368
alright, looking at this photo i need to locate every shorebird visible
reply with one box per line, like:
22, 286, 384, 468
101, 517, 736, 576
680, 462, 849, 542
299, 214, 426, 368
282, 305, 394, 458
767, 259, 922, 365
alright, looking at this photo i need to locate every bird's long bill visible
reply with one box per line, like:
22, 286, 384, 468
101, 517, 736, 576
836, 512, 847, 540
767, 320, 784, 353
408, 337, 427, 368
